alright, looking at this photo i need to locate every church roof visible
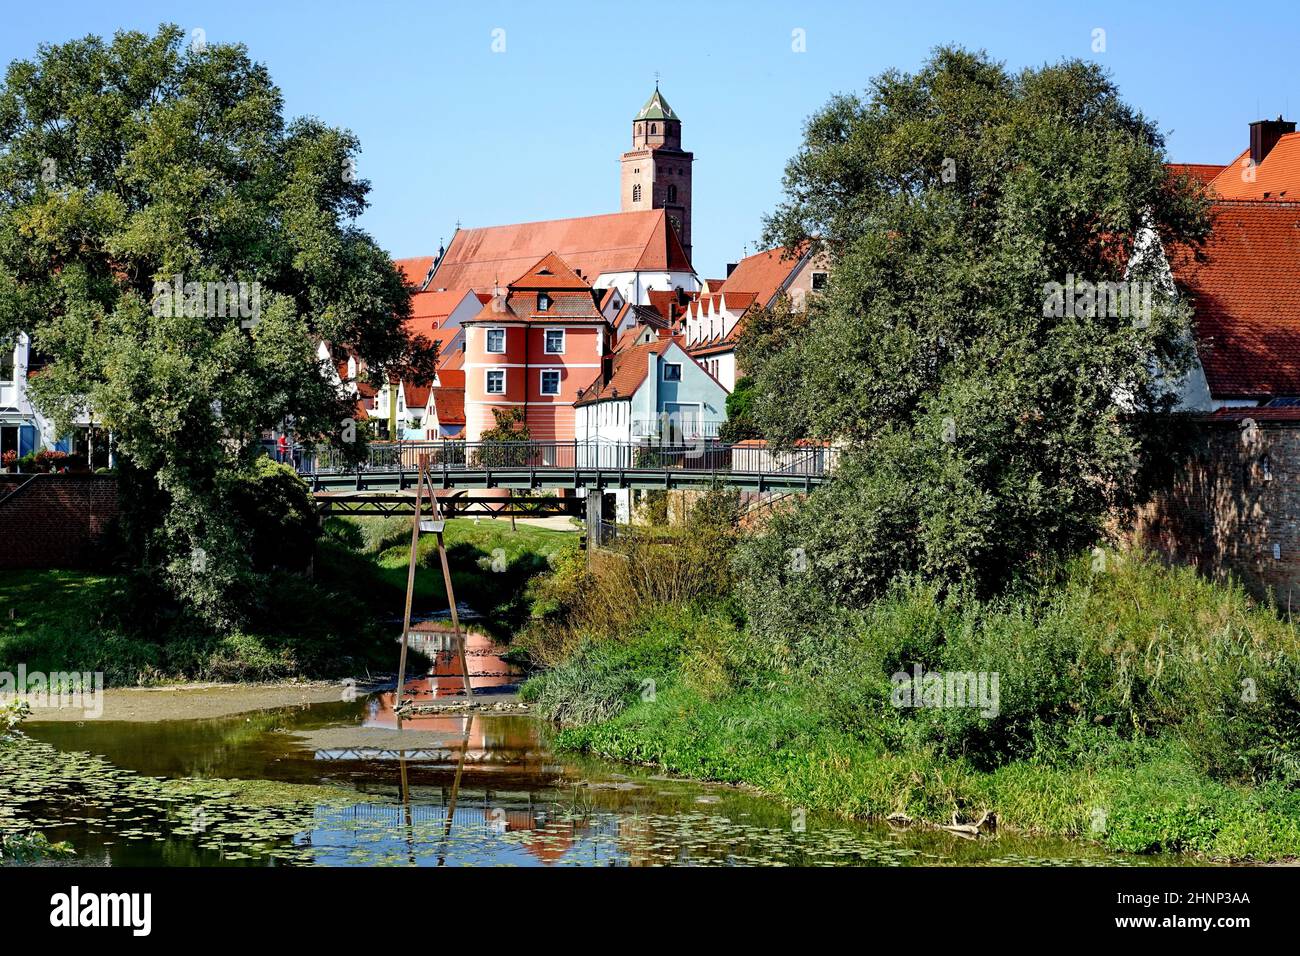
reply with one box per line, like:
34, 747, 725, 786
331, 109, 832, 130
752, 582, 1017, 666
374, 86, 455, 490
636, 87, 678, 122
429, 209, 693, 294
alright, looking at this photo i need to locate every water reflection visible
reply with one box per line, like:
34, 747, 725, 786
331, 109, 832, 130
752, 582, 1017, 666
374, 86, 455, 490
397, 623, 521, 701
19, 686, 1197, 868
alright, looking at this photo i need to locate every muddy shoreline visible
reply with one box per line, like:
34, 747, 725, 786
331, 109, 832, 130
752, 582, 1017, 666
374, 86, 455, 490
25, 680, 383, 723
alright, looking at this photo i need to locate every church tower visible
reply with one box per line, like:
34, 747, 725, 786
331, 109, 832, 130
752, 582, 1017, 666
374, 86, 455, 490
620, 85, 694, 262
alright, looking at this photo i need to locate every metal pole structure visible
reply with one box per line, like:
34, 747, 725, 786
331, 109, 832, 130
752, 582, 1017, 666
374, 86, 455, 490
420, 454, 474, 700
394, 454, 426, 713
436, 525, 475, 700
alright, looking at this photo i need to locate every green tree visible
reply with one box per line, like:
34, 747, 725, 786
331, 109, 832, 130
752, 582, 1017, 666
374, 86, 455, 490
0, 25, 436, 628
718, 376, 760, 443
733, 293, 807, 387
474, 407, 532, 467
736, 48, 1211, 627
474, 407, 533, 529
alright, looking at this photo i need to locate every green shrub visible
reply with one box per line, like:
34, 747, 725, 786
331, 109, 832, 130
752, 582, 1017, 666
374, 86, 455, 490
228, 457, 319, 573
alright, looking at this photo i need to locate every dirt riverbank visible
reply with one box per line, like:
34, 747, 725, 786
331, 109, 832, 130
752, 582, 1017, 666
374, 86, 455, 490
24, 680, 377, 722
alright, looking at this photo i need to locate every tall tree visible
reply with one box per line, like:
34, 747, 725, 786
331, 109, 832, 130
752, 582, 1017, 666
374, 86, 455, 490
736, 48, 1211, 627
0, 25, 436, 627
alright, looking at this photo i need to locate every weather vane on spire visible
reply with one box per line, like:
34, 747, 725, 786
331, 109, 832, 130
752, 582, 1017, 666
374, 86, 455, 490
654, 70, 660, 89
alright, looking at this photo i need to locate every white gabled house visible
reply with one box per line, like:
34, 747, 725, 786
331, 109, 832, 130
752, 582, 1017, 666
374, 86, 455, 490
574, 337, 728, 521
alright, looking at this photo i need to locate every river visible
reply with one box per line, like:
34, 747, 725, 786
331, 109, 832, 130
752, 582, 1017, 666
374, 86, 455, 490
8, 659, 1193, 866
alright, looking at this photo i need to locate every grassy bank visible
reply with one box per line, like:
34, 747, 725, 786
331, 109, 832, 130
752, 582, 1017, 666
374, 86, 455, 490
0, 517, 576, 685
524, 552, 1300, 861
324, 516, 578, 641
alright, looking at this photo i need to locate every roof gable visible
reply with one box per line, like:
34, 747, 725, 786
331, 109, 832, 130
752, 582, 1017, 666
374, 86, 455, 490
514, 252, 590, 290
719, 242, 811, 307
1208, 134, 1300, 200
432, 386, 465, 425
576, 339, 672, 405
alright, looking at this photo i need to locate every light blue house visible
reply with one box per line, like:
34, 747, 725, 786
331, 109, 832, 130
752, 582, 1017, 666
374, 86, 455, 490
574, 336, 728, 445
573, 335, 729, 521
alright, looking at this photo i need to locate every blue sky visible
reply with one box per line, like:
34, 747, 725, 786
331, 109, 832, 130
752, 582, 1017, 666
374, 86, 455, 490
3, 1, 1299, 277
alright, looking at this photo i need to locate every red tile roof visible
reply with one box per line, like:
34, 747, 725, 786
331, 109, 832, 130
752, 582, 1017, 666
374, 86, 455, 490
432, 386, 465, 425
1167, 163, 1227, 186
429, 209, 693, 294
403, 381, 432, 409
1208, 406, 1300, 421
688, 323, 744, 357
646, 288, 692, 324
394, 256, 435, 290
1167, 201, 1300, 399
407, 289, 466, 339
616, 324, 656, 350
437, 369, 465, 390
719, 243, 810, 307
575, 339, 675, 405
513, 252, 590, 289
466, 253, 607, 324
1207, 134, 1300, 200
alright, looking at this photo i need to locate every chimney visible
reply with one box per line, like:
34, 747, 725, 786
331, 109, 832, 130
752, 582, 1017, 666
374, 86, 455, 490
725, 262, 738, 277
1250, 116, 1296, 165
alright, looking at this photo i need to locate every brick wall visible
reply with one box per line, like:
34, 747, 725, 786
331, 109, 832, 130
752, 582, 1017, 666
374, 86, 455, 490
0, 474, 121, 570
1128, 418, 1300, 609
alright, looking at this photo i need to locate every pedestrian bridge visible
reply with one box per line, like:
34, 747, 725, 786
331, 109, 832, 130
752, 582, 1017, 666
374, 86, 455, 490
297, 439, 836, 495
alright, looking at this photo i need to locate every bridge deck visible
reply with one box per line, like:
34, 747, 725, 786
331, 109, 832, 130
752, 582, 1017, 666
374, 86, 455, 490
298, 440, 834, 495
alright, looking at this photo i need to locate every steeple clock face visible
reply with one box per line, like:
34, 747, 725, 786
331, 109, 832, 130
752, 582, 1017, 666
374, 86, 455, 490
669, 214, 681, 234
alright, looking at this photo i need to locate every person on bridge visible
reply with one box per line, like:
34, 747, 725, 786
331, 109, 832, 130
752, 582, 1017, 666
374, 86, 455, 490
276, 433, 289, 464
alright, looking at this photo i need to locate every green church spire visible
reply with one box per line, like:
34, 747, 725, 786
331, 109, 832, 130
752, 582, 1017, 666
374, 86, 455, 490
635, 86, 678, 122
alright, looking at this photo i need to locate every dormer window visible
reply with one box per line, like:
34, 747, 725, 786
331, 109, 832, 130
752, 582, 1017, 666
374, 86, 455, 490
538, 293, 552, 312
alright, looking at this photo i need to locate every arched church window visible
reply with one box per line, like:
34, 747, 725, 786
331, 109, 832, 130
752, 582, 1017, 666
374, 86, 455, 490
633, 184, 642, 202
650, 123, 658, 134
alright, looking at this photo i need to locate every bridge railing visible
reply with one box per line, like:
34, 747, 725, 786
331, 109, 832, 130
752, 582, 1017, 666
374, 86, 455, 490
298, 439, 837, 479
